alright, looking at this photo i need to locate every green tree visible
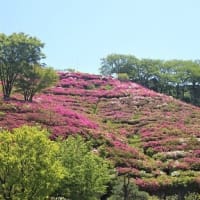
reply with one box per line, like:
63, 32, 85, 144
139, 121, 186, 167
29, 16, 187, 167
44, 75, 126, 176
131, 58, 162, 88
100, 54, 134, 76
162, 60, 190, 99
183, 61, 200, 104
15, 65, 58, 101
108, 175, 149, 200
100, 54, 200, 106
0, 33, 45, 100
55, 135, 112, 200
0, 126, 64, 200
65, 67, 77, 72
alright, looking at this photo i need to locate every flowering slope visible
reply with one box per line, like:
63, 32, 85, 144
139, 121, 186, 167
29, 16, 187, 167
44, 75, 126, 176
0, 72, 200, 194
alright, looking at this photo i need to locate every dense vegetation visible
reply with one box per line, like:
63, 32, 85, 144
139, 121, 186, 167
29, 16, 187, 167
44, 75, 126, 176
0, 33, 58, 101
0, 126, 112, 199
0, 126, 63, 199
0, 33, 200, 199
100, 54, 200, 106
0, 72, 199, 199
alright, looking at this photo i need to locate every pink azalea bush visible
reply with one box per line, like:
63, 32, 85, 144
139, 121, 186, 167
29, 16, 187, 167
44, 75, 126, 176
0, 72, 200, 193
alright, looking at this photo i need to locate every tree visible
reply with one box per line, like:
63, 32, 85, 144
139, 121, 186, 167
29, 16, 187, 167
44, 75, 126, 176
183, 61, 200, 104
0, 126, 64, 200
54, 135, 112, 200
0, 33, 45, 100
100, 54, 135, 76
65, 67, 77, 72
108, 175, 149, 200
162, 60, 189, 98
15, 65, 58, 102
127, 58, 162, 89
100, 54, 200, 106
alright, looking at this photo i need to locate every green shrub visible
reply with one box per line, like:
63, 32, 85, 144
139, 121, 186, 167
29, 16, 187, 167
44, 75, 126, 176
117, 73, 129, 81
0, 126, 64, 199
86, 84, 96, 90
55, 135, 112, 200
184, 192, 200, 200
104, 84, 113, 90
108, 176, 149, 200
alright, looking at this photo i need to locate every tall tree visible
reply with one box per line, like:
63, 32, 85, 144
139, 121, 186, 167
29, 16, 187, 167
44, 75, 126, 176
100, 54, 200, 106
100, 54, 135, 75
183, 61, 200, 104
15, 65, 58, 102
55, 135, 111, 200
0, 33, 45, 100
163, 60, 189, 98
0, 126, 64, 199
108, 175, 149, 200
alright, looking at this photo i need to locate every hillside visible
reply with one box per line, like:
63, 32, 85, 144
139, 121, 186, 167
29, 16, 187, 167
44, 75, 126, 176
0, 72, 200, 195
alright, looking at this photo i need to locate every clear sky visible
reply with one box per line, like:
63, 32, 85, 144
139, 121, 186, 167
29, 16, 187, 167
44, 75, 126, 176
0, 0, 200, 74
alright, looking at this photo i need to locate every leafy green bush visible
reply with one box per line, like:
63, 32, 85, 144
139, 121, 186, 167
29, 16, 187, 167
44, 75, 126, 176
184, 192, 200, 200
104, 84, 113, 90
15, 65, 58, 101
117, 73, 129, 81
54, 135, 112, 200
108, 175, 149, 200
0, 126, 64, 199
165, 195, 178, 200
86, 84, 96, 90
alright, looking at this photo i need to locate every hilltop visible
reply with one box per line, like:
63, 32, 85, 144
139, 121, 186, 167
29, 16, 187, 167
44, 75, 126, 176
0, 72, 200, 195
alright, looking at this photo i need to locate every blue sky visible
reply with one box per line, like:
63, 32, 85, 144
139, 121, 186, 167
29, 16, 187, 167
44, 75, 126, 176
1, 0, 200, 74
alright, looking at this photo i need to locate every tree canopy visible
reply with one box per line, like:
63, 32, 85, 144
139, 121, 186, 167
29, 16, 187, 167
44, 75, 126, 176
100, 54, 200, 106
0, 126, 64, 200
0, 126, 113, 199
55, 135, 112, 200
15, 65, 58, 101
0, 33, 45, 100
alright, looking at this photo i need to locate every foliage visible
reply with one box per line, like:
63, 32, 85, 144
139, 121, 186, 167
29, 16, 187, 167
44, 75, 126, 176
0, 32, 44, 100
184, 192, 200, 200
108, 175, 149, 200
54, 135, 112, 200
0, 72, 199, 196
158, 193, 200, 200
15, 65, 58, 101
100, 54, 139, 76
65, 67, 77, 72
0, 125, 64, 199
1, 31, 200, 197
100, 54, 200, 106
117, 73, 129, 81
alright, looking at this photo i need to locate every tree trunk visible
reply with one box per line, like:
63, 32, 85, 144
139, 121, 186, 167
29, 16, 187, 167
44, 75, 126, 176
123, 175, 130, 200
3, 84, 12, 100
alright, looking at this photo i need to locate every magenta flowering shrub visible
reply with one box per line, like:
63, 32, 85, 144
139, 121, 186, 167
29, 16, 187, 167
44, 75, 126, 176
181, 157, 200, 170
0, 72, 200, 193
135, 178, 160, 192
54, 105, 97, 128
193, 150, 200, 157
117, 167, 140, 176
111, 140, 140, 156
